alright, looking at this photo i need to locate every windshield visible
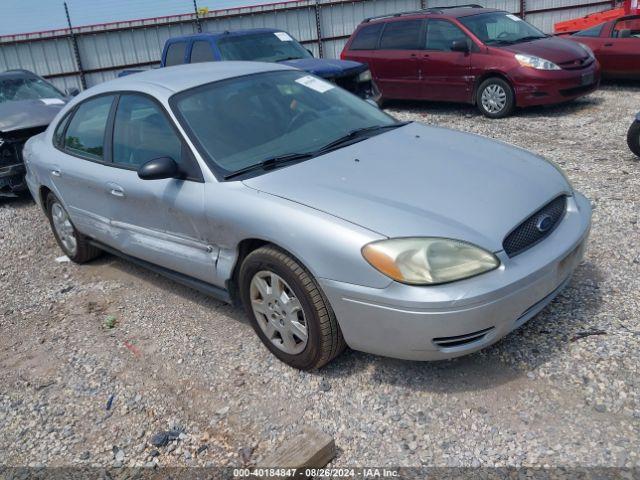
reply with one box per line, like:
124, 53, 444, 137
0, 76, 65, 104
217, 32, 313, 62
459, 12, 547, 45
171, 70, 396, 176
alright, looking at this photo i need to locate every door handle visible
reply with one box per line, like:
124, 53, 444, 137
110, 187, 125, 198
604, 43, 613, 47
51, 169, 61, 177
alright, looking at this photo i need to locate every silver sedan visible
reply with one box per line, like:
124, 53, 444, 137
24, 62, 591, 369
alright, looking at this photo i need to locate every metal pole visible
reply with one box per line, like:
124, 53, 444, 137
420, 0, 427, 9
64, 1, 86, 90
193, 0, 202, 33
314, 0, 324, 58
519, 0, 527, 19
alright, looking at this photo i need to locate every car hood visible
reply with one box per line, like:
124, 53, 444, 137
502, 36, 588, 64
0, 98, 66, 133
242, 123, 570, 253
279, 58, 367, 79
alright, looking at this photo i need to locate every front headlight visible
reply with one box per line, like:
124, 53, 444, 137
515, 53, 561, 71
357, 69, 372, 82
578, 42, 595, 60
362, 238, 500, 285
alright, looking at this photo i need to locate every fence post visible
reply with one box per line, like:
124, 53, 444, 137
64, 2, 86, 90
193, 0, 203, 33
519, 0, 527, 19
314, 0, 324, 58
420, 0, 427, 9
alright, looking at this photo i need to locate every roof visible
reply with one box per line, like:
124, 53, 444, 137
166, 28, 285, 42
74, 61, 293, 99
0, 69, 38, 79
363, 6, 501, 24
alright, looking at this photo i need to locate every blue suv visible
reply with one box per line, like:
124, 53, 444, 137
160, 29, 379, 101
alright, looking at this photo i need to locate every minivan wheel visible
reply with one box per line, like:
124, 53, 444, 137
46, 192, 101, 263
238, 245, 346, 370
627, 121, 640, 157
477, 78, 514, 119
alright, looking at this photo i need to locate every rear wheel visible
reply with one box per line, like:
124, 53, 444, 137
476, 77, 515, 119
46, 192, 101, 263
627, 121, 640, 157
239, 245, 345, 370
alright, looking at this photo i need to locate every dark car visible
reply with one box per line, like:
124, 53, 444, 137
0, 70, 69, 196
160, 29, 380, 100
341, 5, 601, 118
568, 15, 640, 79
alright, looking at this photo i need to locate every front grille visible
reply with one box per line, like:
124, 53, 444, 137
0, 126, 47, 169
433, 327, 495, 348
503, 196, 567, 257
558, 56, 593, 70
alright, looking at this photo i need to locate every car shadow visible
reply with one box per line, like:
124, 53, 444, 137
0, 193, 34, 208
319, 260, 605, 393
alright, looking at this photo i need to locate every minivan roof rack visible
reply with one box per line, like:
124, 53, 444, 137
362, 4, 484, 22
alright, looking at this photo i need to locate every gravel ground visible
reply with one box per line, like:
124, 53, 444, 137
1, 83, 639, 470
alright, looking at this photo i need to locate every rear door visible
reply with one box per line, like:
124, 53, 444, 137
104, 93, 216, 283
599, 17, 640, 77
419, 19, 473, 102
49, 94, 118, 245
373, 19, 425, 99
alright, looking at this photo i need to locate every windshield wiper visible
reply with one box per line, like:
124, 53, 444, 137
224, 152, 314, 180
513, 35, 547, 43
276, 56, 303, 62
314, 122, 410, 155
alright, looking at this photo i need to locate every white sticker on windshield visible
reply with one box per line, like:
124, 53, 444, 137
295, 75, 335, 93
506, 14, 523, 21
41, 98, 65, 105
274, 31, 293, 41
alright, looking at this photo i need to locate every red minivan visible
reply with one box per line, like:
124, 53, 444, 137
341, 6, 601, 118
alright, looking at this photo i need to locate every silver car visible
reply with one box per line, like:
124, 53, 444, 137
24, 62, 592, 370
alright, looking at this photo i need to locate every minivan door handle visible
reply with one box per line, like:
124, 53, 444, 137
604, 43, 614, 47
51, 169, 61, 177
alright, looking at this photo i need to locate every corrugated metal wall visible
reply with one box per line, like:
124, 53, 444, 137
0, 0, 615, 92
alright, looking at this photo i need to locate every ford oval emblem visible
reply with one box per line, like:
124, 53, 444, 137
536, 214, 553, 233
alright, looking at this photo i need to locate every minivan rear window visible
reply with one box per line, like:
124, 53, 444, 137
379, 20, 423, 50
165, 42, 187, 66
350, 23, 384, 50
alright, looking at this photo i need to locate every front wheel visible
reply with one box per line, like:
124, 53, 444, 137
627, 121, 640, 157
238, 245, 345, 370
476, 78, 515, 119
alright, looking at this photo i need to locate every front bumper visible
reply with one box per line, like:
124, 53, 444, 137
319, 193, 592, 361
513, 62, 601, 107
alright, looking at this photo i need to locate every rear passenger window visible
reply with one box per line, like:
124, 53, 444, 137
165, 42, 187, 66
350, 23, 384, 50
190, 41, 215, 63
112, 94, 182, 169
64, 95, 113, 160
379, 20, 423, 50
53, 111, 72, 148
426, 19, 468, 51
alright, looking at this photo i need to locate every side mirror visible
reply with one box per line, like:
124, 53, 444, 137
65, 87, 80, 97
451, 39, 470, 53
138, 156, 179, 180
306, 48, 314, 57
365, 98, 380, 108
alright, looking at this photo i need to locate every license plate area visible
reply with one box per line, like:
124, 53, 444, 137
581, 72, 594, 86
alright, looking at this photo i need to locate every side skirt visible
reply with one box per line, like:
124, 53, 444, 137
89, 240, 232, 304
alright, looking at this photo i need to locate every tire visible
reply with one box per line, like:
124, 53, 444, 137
627, 121, 640, 157
476, 77, 515, 119
46, 192, 101, 263
238, 245, 346, 370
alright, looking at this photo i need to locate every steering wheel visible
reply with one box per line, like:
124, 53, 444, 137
286, 110, 317, 132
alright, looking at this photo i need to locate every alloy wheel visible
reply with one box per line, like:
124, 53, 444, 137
51, 202, 77, 256
249, 270, 308, 355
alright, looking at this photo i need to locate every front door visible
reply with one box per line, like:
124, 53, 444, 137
599, 17, 640, 77
104, 93, 216, 283
420, 19, 473, 102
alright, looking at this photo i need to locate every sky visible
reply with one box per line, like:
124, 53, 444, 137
0, 0, 275, 36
